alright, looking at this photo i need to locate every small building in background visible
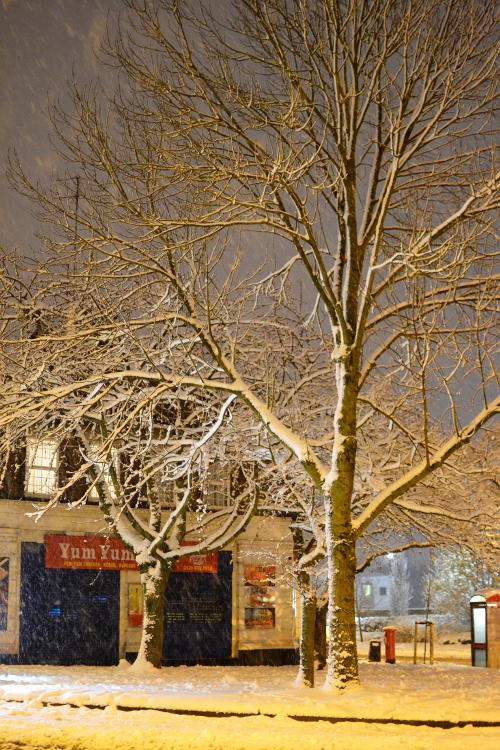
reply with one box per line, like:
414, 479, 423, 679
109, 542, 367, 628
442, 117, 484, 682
356, 555, 393, 616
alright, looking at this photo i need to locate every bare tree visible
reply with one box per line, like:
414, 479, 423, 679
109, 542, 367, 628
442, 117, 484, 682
3, 0, 499, 691
390, 555, 410, 616
430, 547, 498, 626
265, 419, 499, 685
8, 388, 261, 670
74, 394, 261, 671
0, 262, 267, 669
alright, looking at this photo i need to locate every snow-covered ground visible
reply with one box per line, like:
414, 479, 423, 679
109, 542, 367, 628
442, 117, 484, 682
357, 636, 471, 663
0, 660, 498, 749
1, 698, 499, 750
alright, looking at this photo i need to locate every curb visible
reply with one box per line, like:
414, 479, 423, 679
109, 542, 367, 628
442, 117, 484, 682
2, 697, 499, 730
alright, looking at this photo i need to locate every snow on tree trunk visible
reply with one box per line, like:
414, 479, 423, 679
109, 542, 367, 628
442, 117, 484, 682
323, 361, 360, 691
133, 558, 170, 670
291, 526, 317, 688
324, 516, 359, 690
296, 577, 317, 688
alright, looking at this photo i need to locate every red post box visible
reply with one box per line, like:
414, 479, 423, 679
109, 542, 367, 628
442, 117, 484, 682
384, 626, 396, 664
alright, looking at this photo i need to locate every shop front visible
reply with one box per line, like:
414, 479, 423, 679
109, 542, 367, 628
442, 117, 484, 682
0, 500, 297, 666
18, 533, 233, 665
20, 540, 120, 665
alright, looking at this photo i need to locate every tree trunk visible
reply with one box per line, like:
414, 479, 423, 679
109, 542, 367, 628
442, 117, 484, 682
323, 359, 360, 691
315, 601, 327, 670
133, 558, 171, 670
324, 519, 359, 690
291, 525, 318, 687
296, 578, 317, 688
1, 442, 26, 499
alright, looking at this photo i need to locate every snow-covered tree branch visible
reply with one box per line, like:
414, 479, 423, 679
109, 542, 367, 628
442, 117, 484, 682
2, 0, 498, 691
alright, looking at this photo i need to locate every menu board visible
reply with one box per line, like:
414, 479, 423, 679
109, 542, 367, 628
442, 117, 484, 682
244, 564, 276, 629
163, 551, 233, 660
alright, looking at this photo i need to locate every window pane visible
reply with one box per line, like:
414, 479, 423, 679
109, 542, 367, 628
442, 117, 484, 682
89, 447, 118, 499
27, 440, 57, 467
37, 442, 56, 465
473, 648, 487, 667
27, 468, 57, 495
201, 460, 230, 508
26, 440, 58, 496
207, 483, 228, 506
472, 607, 486, 644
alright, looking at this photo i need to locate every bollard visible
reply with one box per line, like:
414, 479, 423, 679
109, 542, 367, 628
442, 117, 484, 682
384, 626, 397, 664
368, 639, 381, 662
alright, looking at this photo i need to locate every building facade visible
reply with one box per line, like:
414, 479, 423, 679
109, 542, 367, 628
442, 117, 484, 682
0, 440, 297, 666
0, 499, 297, 665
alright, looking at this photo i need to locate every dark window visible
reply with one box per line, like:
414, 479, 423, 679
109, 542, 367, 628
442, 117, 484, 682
379, 586, 387, 597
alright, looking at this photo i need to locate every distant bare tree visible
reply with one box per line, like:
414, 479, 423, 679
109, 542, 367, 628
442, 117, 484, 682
390, 555, 410, 617
430, 547, 498, 626
3, 0, 499, 690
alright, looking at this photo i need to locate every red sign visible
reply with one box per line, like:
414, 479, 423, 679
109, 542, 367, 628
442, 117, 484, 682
45, 534, 138, 571
175, 551, 218, 573
45, 534, 218, 573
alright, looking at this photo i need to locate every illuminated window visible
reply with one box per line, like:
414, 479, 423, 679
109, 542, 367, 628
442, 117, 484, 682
205, 467, 230, 508
362, 583, 372, 598
26, 439, 58, 496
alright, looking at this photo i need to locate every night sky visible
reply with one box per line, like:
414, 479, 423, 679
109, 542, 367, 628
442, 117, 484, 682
0, 0, 116, 254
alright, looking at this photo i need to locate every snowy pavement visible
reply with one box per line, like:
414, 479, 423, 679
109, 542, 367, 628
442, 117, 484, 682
1, 699, 499, 750
0, 662, 498, 749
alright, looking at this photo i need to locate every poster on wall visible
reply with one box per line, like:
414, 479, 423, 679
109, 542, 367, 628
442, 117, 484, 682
128, 583, 144, 628
0, 557, 9, 631
244, 564, 276, 629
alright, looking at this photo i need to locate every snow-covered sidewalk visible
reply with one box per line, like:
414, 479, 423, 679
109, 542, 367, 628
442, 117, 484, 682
0, 663, 499, 750
0, 661, 498, 725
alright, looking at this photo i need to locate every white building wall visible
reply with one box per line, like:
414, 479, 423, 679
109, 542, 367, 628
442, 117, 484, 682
0, 499, 296, 658
234, 517, 295, 653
